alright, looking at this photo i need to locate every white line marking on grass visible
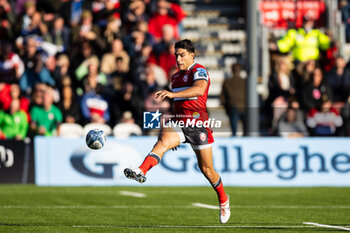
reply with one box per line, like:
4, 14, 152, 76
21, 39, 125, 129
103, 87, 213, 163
1, 204, 349, 209
240, 205, 350, 209
119, 191, 146, 198
72, 225, 314, 229
0, 203, 350, 210
0, 205, 167, 209
303, 222, 350, 231
192, 203, 220, 209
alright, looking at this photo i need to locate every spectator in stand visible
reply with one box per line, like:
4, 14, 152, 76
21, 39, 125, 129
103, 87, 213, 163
92, 0, 121, 28
148, 0, 185, 42
14, 0, 37, 37
0, 40, 25, 84
70, 40, 95, 92
123, 29, 147, 57
45, 55, 57, 79
293, 59, 317, 99
16, 5, 49, 39
58, 84, 82, 124
103, 15, 123, 48
10, 83, 30, 115
270, 15, 330, 67
301, 67, 332, 112
70, 10, 106, 57
306, 98, 343, 136
277, 106, 308, 138
129, 41, 154, 85
111, 81, 143, 127
267, 56, 296, 131
78, 56, 107, 86
29, 82, 46, 109
153, 24, 175, 55
45, 15, 70, 52
123, 0, 148, 33
59, 0, 92, 27
109, 56, 128, 92
100, 38, 129, 75
152, 24, 176, 76
326, 56, 350, 106
19, 36, 55, 95
135, 20, 155, 47
0, 98, 29, 139
30, 85, 62, 136
0, 0, 15, 40
139, 64, 160, 99
53, 54, 71, 90
220, 63, 246, 136
80, 66, 110, 124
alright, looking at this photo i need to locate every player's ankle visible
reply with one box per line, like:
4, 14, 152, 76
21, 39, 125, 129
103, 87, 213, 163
138, 167, 146, 175
220, 195, 229, 205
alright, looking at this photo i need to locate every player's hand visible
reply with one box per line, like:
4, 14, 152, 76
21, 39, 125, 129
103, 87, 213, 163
155, 90, 174, 100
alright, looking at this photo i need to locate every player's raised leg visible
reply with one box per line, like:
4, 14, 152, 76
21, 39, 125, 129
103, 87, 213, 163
124, 127, 181, 183
194, 147, 231, 224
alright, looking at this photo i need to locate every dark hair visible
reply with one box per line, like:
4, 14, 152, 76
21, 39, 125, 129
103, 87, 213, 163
175, 39, 195, 53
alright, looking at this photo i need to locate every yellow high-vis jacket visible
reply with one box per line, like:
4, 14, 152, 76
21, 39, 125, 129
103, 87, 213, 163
277, 28, 330, 62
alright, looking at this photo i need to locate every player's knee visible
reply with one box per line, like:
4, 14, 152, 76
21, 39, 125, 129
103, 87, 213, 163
157, 138, 171, 151
199, 165, 214, 178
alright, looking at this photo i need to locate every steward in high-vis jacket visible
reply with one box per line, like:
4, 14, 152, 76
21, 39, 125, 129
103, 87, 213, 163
276, 17, 330, 62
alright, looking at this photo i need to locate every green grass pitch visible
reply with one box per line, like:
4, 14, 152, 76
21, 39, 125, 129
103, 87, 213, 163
0, 185, 349, 232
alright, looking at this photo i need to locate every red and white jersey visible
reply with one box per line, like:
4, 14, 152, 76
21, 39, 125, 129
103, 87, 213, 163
171, 63, 210, 121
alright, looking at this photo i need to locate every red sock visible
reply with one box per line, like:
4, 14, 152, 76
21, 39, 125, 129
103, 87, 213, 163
139, 152, 161, 175
212, 177, 228, 205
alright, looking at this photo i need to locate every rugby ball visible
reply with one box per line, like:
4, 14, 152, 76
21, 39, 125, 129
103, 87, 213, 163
85, 129, 106, 149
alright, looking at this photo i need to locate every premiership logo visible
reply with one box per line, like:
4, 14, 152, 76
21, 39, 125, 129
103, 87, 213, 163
143, 110, 162, 129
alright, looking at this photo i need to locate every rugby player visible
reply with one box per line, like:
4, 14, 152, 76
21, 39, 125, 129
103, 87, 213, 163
124, 39, 230, 224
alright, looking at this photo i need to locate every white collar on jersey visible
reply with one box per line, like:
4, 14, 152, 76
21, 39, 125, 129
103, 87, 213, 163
187, 63, 197, 70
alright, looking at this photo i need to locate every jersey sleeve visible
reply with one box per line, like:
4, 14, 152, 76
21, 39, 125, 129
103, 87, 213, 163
193, 67, 209, 82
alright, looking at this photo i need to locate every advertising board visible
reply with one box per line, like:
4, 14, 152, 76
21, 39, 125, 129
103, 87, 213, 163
35, 137, 350, 186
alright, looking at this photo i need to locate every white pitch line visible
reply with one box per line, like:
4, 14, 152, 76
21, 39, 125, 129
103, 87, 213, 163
0, 205, 166, 209
192, 203, 220, 209
0, 205, 349, 209
119, 191, 146, 198
72, 225, 314, 229
72, 225, 316, 229
303, 222, 350, 231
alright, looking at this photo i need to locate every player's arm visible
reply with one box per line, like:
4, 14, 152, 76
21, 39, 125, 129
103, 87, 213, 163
155, 80, 207, 100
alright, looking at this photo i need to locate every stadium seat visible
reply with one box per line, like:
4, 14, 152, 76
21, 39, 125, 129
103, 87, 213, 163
58, 123, 85, 138
113, 123, 142, 138
83, 123, 112, 136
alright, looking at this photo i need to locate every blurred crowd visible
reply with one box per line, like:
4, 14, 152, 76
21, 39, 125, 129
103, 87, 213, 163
2, 0, 350, 139
0, 0, 185, 139
221, 8, 350, 137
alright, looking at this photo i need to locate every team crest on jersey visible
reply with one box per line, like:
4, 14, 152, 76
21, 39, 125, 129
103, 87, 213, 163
199, 132, 207, 142
183, 75, 188, 82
